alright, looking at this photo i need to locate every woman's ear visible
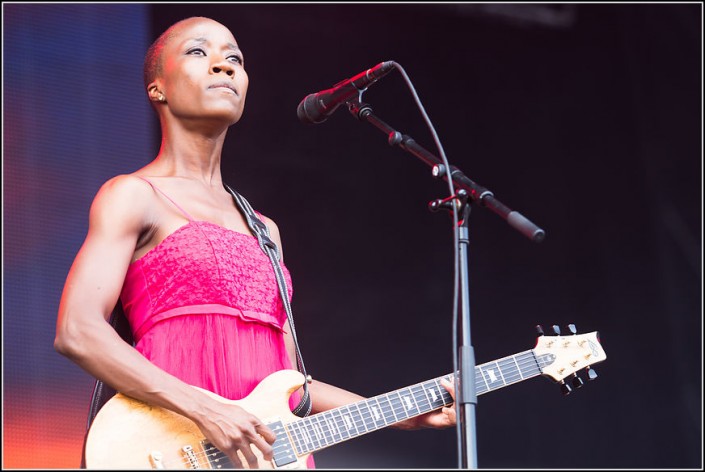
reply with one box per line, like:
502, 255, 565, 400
148, 84, 165, 103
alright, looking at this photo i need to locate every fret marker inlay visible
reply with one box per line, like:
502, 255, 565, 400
371, 405, 380, 421
487, 369, 497, 382
429, 388, 438, 402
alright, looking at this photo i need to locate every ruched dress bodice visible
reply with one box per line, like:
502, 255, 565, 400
120, 217, 297, 404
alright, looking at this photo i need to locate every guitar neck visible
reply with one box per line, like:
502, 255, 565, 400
287, 348, 552, 456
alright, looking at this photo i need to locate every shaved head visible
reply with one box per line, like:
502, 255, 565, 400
143, 17, 225, 89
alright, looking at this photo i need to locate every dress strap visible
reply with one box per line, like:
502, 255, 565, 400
137, 176, 195, 222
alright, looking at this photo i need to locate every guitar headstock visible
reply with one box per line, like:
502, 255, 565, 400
532, 324, 606, 395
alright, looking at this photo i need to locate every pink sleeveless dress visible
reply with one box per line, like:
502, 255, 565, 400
119, 179, 315, 466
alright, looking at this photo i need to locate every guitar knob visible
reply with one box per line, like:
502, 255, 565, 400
560, 380, 572, 396
567, 324, 577, 335
586, 367, 598, 380
552, 325, 561, 335
572, 374, 584, 389
536, 325, 544, 336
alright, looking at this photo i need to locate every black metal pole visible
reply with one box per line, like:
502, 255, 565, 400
347, 100, 545, 469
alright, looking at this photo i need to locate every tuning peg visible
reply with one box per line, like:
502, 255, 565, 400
567, 324, 577, 334
560, 380, 572, 396
586, 367, 598, 380
571, 373, 584, 389
536, 325, 544, 336
552, 325, 561, 335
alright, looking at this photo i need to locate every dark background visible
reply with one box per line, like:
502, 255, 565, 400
3, 3, 702, 469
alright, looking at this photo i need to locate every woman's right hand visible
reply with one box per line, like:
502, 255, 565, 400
194, 400, 277, 469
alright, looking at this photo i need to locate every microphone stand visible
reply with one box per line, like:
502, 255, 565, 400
346, 99, 545, 469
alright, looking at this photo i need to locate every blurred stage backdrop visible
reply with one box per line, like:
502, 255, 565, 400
3, 3, 701, 469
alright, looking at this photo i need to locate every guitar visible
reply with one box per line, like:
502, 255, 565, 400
84, 329, 606, 469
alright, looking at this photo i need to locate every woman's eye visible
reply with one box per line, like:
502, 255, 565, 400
229, 55, 243, 65
188, 48, 205, 55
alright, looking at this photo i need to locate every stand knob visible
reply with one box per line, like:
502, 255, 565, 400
432, 164, 446, 178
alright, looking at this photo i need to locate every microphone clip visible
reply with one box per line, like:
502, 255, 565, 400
347, 99, 373, 121
429, 189, 471, 223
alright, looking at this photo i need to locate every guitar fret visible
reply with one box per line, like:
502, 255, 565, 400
306, 418, 320, 452
323, 411, 341, 444
332, 409, 349, 441
398, 387, 420, 417
408, 387, 421, 414
298, 420, 314, 452
383, 392, 399, 423
293, 418, 309, 453
370, 396, 387, 429
410, 384, 432, 413
338, 405, 355, 437
428, 378, 450, 408
314, 414, 332, 447
512, 355, 524, 380
497, 357, 521, 385
495, 360, 508, 384
286, 421, 305, 455
477, 365, 490, 393
432, 377, 454, 406
369, 395, 387, 427
309, 416, 326, 449
393, 390, 405, 420
419, 380, 434, 410
479, 362, 506, 392
354, 401, 371, 434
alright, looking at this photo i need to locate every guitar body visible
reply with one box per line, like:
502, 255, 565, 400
85, 369, 310, 469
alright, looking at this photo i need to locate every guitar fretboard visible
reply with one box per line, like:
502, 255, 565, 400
286, 349, 554, 455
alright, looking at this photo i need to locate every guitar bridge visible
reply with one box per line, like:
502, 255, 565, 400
181, 444, 201, 469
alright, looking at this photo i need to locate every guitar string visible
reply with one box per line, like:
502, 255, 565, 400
158, 350, 569, 466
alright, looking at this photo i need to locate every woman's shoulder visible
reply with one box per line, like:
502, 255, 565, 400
102, 172, 151, 191
89, 173, 158, 223
257, 212, 284, 252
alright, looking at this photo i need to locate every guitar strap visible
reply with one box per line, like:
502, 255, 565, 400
225, 183, 312, 418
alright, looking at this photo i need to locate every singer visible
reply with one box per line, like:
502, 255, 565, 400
55, 16, 456, 469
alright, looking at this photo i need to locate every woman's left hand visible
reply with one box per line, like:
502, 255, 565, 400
394, 377, 456, 430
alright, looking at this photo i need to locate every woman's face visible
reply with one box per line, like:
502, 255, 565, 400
157, 18, 249, 126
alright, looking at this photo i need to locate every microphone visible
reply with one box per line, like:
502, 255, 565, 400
297, 61, 395, 124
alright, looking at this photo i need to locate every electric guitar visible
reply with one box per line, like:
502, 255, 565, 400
84, 328, 606, 469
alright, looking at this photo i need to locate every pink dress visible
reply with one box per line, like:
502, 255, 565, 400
119, 178, 315, 466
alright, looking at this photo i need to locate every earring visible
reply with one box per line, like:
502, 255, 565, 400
158, 94, 166, 102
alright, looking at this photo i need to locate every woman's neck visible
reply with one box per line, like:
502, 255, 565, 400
153, 126, 228, 186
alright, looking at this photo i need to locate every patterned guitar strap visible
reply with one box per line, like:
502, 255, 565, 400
225, 184, 312, 418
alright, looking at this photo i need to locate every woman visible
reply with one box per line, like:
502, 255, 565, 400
55, 16, 456, 469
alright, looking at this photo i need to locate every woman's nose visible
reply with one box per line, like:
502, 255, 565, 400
211, 60, 234, 77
